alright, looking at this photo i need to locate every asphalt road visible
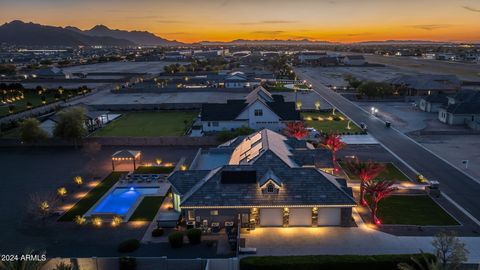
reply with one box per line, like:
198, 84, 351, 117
297, 67, 480, 222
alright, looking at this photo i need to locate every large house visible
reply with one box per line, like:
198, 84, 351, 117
438, 90, 480, 129
199, 87, 301, 132
418, 93, 449, 112
387, 74, 461, 96
342, 55, 366, 66
169, 129, 355, 229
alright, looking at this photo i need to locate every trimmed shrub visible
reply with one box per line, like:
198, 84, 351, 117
117, 239, 140, 253
168, 231, 184, 248
187, 228, 202, 244
151, 227, 164, 237
119, 256, 137, 270
240, 254, 436, 270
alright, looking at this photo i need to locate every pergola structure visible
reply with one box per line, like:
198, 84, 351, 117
111, 150, 142, 171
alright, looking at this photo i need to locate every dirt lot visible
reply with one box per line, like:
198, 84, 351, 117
63, 61, 188, 74
364, 55, 480, 81
413, 135, 480, 181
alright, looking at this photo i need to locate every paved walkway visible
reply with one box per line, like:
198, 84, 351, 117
242, 209, 480, 263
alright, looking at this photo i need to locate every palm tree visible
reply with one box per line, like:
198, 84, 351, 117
363, 180, 396, 225
321, 133, 346, 171
346, 159, 385, 205
284, 121, 309, 140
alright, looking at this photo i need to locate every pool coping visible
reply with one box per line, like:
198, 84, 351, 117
83, 182, 170, 222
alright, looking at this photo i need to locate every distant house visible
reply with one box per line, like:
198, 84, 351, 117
297, 51, 328, 64
223, 71, 250, 88
169, 129, 354, 229
342, 55, 366, 66
163, 51, 185, 61
200, 86, 301, 132
387, 74, 461, 96
40, 105, 120, 136
31, 67, 68, 79
418, 93, 449, 112
438, 90, 480, 129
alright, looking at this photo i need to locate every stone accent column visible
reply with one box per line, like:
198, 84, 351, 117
340, 207, 353, 227
283, 208, 289, 227
250, 208, 259, 228
311, 207, 318, 227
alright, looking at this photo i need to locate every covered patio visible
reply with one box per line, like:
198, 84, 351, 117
111, 150, 142, 171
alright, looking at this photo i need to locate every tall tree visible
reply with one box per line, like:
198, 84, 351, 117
346, 159, 385, 205
53, 106, 87, 146
284, 121, 309, 140
19, 118, 48, 143
432, 231, 468, 269
321, 133, 346, 171
363, 180, 396, 225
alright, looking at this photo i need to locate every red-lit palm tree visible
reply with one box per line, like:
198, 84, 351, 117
346, 159, 385, 205
363, 180, 396, 225
284, 121, 309, 140
321, 133, 346, 171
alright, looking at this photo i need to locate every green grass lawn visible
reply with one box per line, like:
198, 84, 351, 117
93, 111, 198, 137
375, 195, 459, 225
302, 111, 362, 134
129, 196, 165, 221
339, 162, 411, 182
58, 172, 124, 222
134, 165, 175, 174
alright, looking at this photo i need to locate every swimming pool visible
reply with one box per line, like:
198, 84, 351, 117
91, 187, 159, 215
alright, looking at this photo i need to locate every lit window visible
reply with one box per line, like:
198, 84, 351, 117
266, 183, 275, 193
187, 210, 195, 220
210, 210, 219, 216
254, 109, 263, 116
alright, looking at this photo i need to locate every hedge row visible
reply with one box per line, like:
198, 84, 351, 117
240, 254, 435, 270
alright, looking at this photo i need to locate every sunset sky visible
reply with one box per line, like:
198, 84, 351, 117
1, 0, 479, 43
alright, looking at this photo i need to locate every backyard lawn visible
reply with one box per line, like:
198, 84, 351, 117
134, 165, 175, 174
375, 195, 459, 225
339, 162, 411, 182
129, 196, 164, 221
94, 111, 198, 137
58, 172, 124, 222
301, 111, 362, 134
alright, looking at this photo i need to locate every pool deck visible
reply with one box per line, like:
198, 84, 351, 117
83, 179, 171, 221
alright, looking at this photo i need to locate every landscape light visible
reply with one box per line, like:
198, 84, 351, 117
111, 216, 122, 227
155, 158, 162, 165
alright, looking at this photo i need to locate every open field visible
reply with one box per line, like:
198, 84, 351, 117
94, 111, 198, 137
339, 162, 411, 182
63, 61, 189, 74
364, 54, 480, 81
375, 195, 459, 225
301, 111, 362, 134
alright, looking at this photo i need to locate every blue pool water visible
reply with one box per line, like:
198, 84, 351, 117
92, 187, 159, 215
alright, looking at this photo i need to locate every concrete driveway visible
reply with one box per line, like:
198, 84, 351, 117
242, 210, 480, 263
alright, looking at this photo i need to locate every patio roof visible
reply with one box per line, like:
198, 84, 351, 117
112, 150, 141, 160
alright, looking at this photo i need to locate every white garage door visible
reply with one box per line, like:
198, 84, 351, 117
289, 208, 312, 226
317, 208, 341, 226
260, 208, 283, 226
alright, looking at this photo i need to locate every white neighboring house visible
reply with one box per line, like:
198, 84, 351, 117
438, 90, 480, 129
200, 86, 301, 132
342, 55, 366, 66
223, 71, 251, 88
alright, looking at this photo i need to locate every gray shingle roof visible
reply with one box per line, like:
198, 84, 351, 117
169, 170, 211, 195
180, 153, 355, 207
